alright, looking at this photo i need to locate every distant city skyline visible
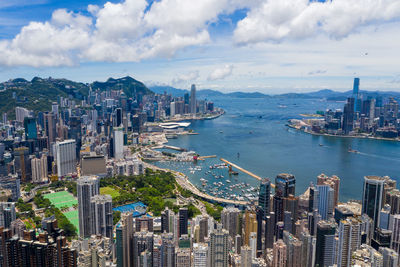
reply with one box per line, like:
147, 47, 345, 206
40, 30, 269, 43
0, 0, 399, 93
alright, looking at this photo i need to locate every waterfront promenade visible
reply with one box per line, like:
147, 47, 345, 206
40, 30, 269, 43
143, 162, 249, 206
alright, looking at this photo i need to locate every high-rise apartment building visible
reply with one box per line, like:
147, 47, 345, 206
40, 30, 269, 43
0, 202, 16, 228
116, 212, 134, 267
243, 209, 257, 246
337, 217, 362, 267
221, 206, 240, 239
317, 173, 340, 207
77, 176, 99, 238
44, 112, 57, 149
315, 220, 336, 267
90, 194, 113, 238
175, 248, 191, 267
272, 239, 287, 267
31, 154, 48, 183
313, 185, 334, 220
55, 139, 76, 177
193, 243, 208, 267
113, 127, 124, 160
379, 247, 399, 267
390, 214, 400, 255
209, 224, 229, 267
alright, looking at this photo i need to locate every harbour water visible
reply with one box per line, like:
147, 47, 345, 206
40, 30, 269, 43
153, 96, 400, 202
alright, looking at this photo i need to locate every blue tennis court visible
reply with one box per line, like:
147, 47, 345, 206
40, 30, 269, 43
113, 202, 147, 217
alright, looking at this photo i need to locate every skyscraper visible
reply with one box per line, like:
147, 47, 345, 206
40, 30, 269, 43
379, 247, 399, 267
190, 84, 196, 114
77, 175, 100, 238
390, 214, 400, 255
55, 139, 77, 177
193, 243, 208, 267
276, 173, 296, 197
117, 212, 134, 267
315, 220, 336, 267
23, 117, 37, 140
258, 178, 271, 218
31, 154, 48, 183
362, 176, 385, 227
353, 77, 360, 112
68, 116, 82, 159
176, 248, 191, 267
317, 173, 340, 207
113, 127, 124, 160
0, 202, 16, 228
241, 246, 252, 267
337, 217, 362, 267
314, 185, 334, 220
342, 97, 355, 134
133, 231, 154, 267
44, 112, 57, 149
209, 224, 229, 267
90, 194, 113, 238
15, 107, 30, 123
243, 209, 257, 246
178, 208, 188, 237
221, 206, 240, 239
273, 239, 287, 267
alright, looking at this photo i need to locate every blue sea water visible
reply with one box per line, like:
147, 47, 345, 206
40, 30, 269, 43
153, 97, 400, 202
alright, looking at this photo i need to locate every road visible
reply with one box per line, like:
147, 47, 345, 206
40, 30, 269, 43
144, 162, 249, 206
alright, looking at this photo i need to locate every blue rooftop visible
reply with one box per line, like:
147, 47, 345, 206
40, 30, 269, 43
113, 202, 147, 217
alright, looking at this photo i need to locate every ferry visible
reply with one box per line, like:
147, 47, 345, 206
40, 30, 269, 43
348, 146, 359, 153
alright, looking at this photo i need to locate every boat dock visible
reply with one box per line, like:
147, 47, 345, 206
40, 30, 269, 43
163, 145, 187, 152
198, 155, 217, 160
220, 158, 276, 188
144, 162, 249, 206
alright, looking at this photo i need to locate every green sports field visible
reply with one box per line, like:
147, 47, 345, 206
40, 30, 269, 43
100, 186, 120, 198
43, 191, 78, 209
43, 191, 79, 234
64, 210, 79, 235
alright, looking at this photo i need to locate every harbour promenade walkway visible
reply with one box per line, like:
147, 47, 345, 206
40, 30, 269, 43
143, 162, 249, 206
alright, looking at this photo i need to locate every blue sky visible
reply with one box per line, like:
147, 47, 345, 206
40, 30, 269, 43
0, 0, 399, 93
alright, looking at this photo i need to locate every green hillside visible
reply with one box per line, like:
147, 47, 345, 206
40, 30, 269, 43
0, 76, 153, 119
91, 76, 153, 98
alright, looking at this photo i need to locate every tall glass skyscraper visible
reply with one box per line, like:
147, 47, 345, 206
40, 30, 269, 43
275, 173, 295, 197
258, 178, 271, 217
362, 176, 385, 227
353, 77, 360, 112
23, 117, 37, 140
190, 84, 196, 114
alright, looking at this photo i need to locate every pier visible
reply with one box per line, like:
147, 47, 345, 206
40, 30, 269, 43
197, 155, 216, 160
220, 158, 276, 188
163, 145, 187, 152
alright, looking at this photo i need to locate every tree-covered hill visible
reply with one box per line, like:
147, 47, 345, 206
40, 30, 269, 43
0, 76, 153, 118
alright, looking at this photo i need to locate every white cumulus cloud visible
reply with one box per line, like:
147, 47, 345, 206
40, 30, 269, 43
171, 70, 200, 85
234, 0, 400, 44
208, 64, 233, 81
0, 0, 250, 67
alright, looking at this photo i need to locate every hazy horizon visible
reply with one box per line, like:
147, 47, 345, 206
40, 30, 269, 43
0, 0, 399, 93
